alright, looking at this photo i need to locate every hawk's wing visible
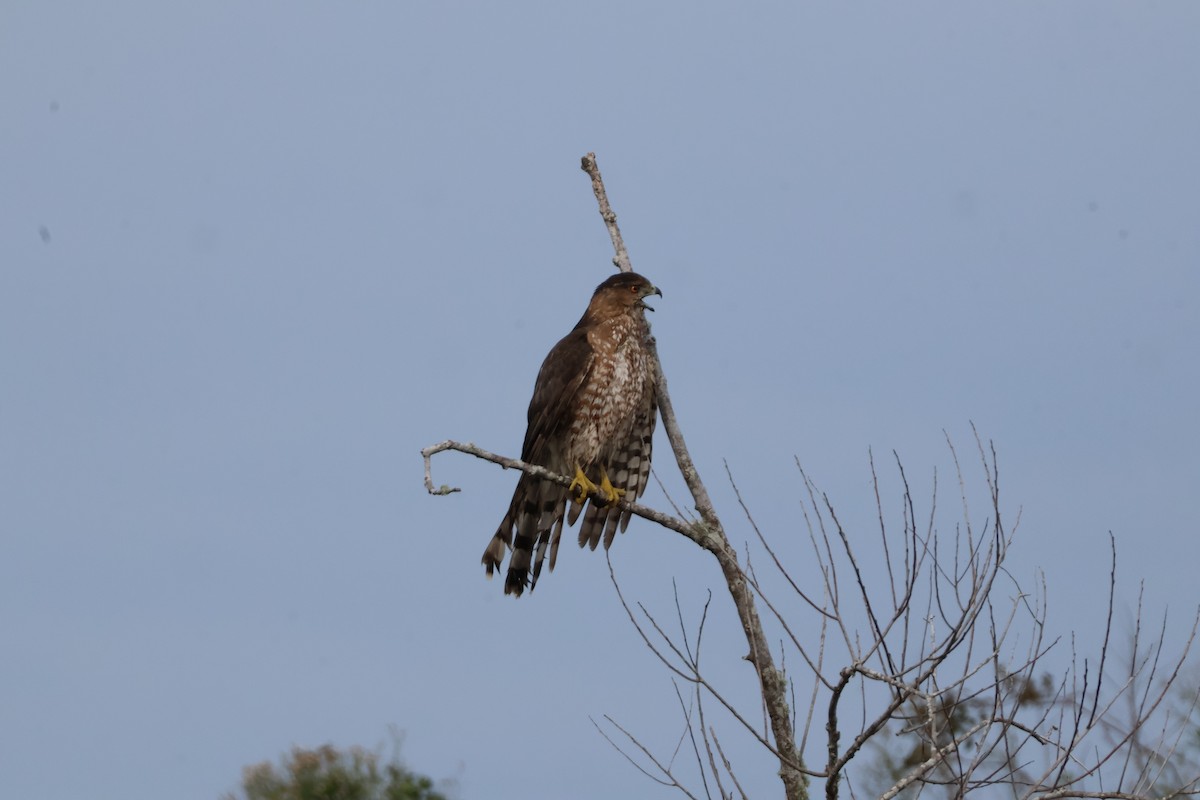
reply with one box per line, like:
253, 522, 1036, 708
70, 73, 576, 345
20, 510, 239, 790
521, 325, 594, 465
480, 323, 595, 596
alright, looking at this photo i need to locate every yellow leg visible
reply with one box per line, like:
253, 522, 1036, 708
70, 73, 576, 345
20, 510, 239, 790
568, 465, 599, 503
598, 467, 626, 505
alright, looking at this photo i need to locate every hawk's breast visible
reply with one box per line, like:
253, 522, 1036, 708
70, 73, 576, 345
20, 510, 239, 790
568, 316, 649, 468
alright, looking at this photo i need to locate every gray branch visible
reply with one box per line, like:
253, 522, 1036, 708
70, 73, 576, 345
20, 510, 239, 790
578, 152, 808, 800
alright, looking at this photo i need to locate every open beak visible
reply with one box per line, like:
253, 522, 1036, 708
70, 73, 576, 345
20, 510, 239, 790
639, 285, 662, 312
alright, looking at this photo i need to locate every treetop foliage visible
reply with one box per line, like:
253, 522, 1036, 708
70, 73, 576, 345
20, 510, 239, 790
223, 742, 450, 800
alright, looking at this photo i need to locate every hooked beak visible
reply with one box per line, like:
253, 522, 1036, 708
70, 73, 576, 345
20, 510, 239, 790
639, 285, 662, 312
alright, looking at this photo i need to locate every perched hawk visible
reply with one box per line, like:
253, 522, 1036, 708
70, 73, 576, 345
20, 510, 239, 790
481, 271, 661, 596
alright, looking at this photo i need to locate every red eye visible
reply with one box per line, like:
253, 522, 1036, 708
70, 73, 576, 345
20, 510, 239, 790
630, 285, 638, 293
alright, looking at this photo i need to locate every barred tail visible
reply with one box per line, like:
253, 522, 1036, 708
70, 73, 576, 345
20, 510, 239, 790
483, 473, 567, 597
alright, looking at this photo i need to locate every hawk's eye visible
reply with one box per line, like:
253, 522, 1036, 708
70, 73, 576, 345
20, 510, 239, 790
630, 285, 639, 293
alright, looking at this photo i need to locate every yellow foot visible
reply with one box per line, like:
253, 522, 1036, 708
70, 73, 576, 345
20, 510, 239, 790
568, 466, 599, 504
598, 468, 626, 506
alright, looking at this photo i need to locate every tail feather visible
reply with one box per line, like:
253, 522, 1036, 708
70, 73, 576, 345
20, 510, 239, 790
602, 508, 622, 550
488, 474, 568, 597
566, 493, 585, 526
506, 527, 535, 596
547, 512, 566, 572
481, 518, 512, 578
530, 494, 566, 591
578, 501, 606, 551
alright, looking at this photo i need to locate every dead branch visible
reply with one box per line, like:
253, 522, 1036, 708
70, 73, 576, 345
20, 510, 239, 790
580, 152, 633, 273
581, 152, 808, 800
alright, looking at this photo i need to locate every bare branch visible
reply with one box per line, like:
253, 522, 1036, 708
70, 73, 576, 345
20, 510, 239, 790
581, 154, 808, 800
711, 727, 752, 800
580, 153, 633, 273
419, 439, 463, 495
591, 715, 704, 800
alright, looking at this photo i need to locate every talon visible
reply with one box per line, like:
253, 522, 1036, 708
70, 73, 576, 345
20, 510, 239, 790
598, 468, 626, 505
568, 465, 598, 503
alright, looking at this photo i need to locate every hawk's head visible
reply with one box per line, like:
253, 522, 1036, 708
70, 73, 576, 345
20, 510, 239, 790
592, 271, 662, 315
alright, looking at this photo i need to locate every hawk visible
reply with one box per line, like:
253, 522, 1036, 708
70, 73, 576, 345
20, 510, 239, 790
481, 271, 662, 596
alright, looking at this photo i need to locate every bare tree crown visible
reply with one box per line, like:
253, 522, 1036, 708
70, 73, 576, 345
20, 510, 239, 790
422, 155, 1199, 800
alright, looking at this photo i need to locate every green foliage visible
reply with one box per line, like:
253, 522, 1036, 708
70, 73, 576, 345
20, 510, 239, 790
224, 741, 450, 800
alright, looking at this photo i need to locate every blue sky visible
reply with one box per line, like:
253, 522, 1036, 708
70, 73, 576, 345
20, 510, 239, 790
2, 3, 1198, 798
